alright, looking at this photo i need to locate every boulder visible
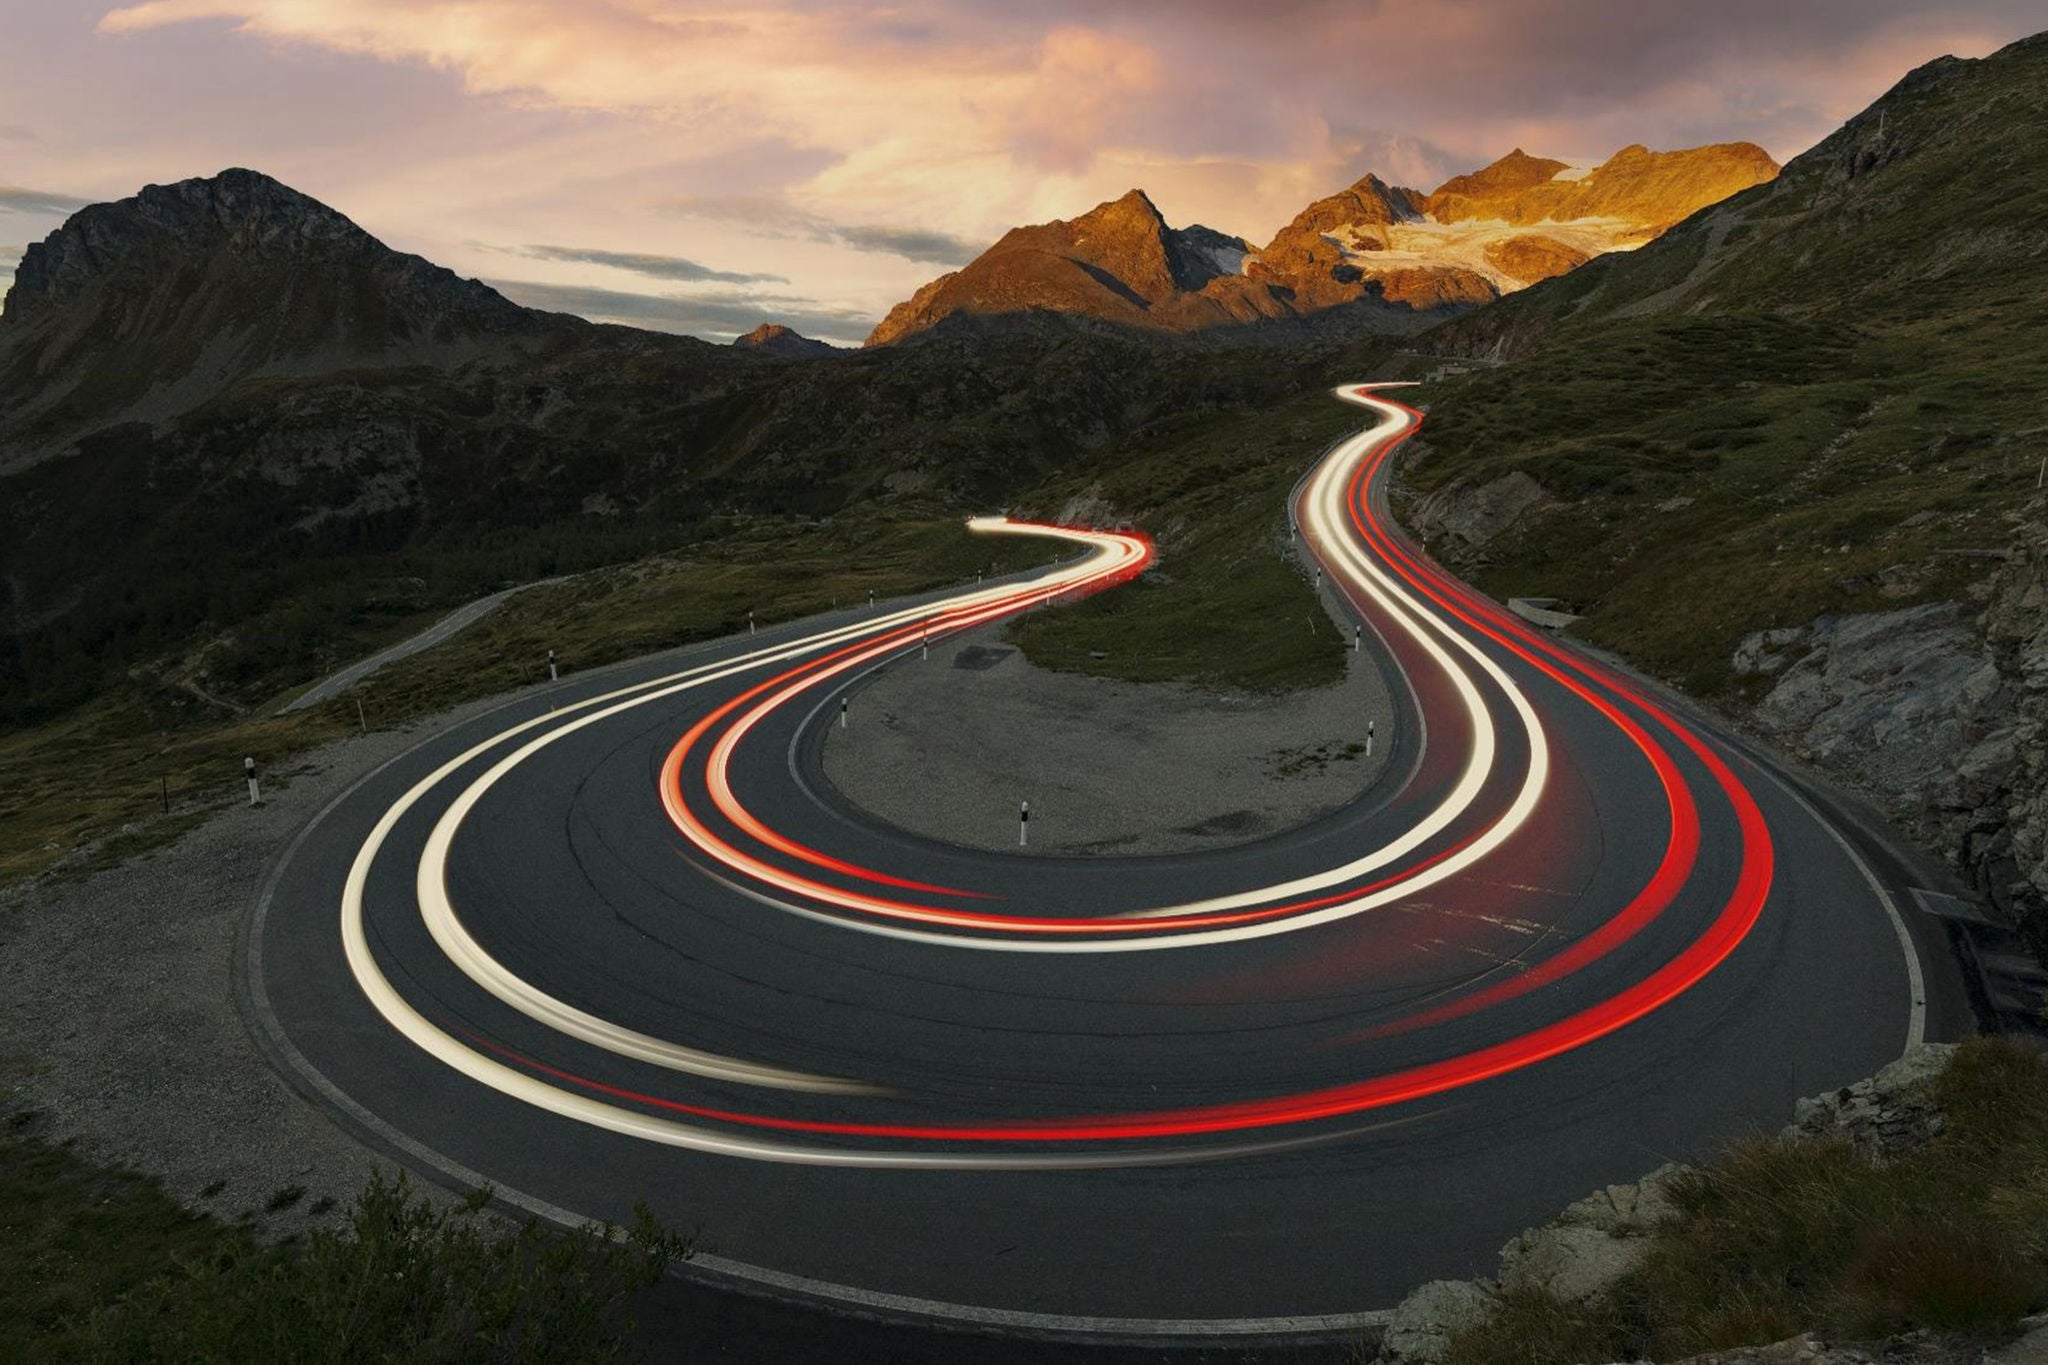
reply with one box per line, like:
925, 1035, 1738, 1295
1496, 1162, 1688, 1302
1783, 1042, 1956, 1159
1659, 1332, 1872, 1363
1986, 1312, 2048, 1364
1378, 1278, 1496, 1364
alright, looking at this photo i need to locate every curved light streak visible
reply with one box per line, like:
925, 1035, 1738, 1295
335, 387, 1774, 1167
658, 394, 1550, 939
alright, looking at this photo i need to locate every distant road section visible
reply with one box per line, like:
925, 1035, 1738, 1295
280, 580, 558, 713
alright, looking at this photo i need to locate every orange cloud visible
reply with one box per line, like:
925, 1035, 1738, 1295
78, 0, 2048, 327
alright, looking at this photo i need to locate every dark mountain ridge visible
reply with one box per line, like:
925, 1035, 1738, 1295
0, 169, 571, 471
0, 170, 1332, 728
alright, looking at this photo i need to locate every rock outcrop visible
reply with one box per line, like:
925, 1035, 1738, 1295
1495, 1164, 1687, 1304
1380, 1279, 1497, 1364
1482, 234, 1592, 286
1737, 519, 2048, 957
1405, 468, 1560, 567
1782, 1043, 1955, 1160
1374, 1044, 1958, 1364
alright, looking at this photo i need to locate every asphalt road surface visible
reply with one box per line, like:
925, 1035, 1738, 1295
243, 385, 1973, 1347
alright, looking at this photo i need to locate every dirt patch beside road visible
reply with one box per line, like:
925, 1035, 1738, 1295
0, 703, 529, 1235
821, 630, 1398, 855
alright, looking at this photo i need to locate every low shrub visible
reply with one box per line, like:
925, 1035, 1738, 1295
1446, 1039, 2048, 1365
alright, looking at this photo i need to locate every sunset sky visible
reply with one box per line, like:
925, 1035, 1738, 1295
2, 2, 2042, 344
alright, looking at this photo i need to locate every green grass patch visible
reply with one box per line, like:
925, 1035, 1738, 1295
1006, 389, 1364, 692
1444, 1038, 2048, 1364
1405, 310, 2048, 695
0, 1129, 687, 1364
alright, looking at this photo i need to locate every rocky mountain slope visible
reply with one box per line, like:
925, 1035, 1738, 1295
0, 172, 1332, 730
868, 142, 1777, 345
0, 168, 565, 473
1424, 142, 1780, 237
865, 190, 1274, 345
1401, 29, 2048, 958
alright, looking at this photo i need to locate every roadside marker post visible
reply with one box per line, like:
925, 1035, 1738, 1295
548, 648, 558, 682
839, 697, 848, 729
1354, 624, 1362, 652
1019, 800, 1030, 848
869, 590, 876, 610
1367, 719, 1377, 757
922, 620, 930, 659
749, 609, 756, 636
245, 757, 261, 807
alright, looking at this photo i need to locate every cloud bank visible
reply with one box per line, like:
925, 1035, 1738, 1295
51, 1, 2046, 339
489, 278, 874, 344
510, 244, 787, 285
657, 195, 983, 267
0, 184, 92, 215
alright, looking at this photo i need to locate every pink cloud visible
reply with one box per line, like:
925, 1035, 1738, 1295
42, 1, 2048, 331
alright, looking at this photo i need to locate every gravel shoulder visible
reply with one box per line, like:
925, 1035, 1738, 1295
821, 626, 1397, 855
0, 693, 538, 1234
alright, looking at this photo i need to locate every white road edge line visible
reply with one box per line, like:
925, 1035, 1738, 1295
1751, 766, 1928, 1054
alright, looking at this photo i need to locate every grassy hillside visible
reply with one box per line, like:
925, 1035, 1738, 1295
0, 349, 1396, 884
1402, 32, 2048, 694
1403, 313, 2033, 694
1005, 383, 1374, 691
0, 1121, 682, 1362
0, 301, 1331, 733
0, 508, 1066, 884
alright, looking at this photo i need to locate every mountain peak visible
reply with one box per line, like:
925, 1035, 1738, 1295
8, 169, 362, 319
1078, 188, 1168, 236
732, 322, 835, 357
0, 168, 556, 454
4, 167, 530, 329
866, 185, 1229, 345
1426, 141, 1777, 229
864, 136, 1781, 346
1430, 150, 1573, 205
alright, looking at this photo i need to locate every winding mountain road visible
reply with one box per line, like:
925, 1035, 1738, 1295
244, 385, 1970, 1341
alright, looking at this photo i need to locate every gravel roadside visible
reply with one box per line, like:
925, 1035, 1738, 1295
0, 694, 536, 1234
820, 628, 1397, 855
